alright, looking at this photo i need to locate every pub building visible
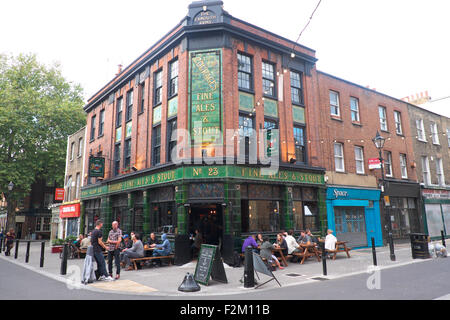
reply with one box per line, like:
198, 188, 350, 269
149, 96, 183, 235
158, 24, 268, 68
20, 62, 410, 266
80, 0, 327, 265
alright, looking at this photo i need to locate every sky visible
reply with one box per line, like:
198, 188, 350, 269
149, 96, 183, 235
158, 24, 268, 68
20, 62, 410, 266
1, 0, 449, 117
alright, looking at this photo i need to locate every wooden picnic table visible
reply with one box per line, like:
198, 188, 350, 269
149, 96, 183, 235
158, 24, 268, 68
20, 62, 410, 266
318, 239, 352, 260
272, 247, 289, 267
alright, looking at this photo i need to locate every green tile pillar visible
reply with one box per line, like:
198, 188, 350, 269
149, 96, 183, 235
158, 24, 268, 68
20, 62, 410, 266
175, 184, 188, 235
143, 190, 151, 236
80, 201, 86, 235
126, 193, 134, 235
283, 186, 294, 230
101, 196, 112, 241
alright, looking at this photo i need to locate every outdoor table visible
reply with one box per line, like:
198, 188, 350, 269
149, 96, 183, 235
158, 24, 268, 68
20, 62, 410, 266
272, 247, 289, 267
299, 243, 322, 263
319, 239, 352, 260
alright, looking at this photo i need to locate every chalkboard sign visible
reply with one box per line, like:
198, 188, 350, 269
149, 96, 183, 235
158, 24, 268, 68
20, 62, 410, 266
194, 244, 228, 286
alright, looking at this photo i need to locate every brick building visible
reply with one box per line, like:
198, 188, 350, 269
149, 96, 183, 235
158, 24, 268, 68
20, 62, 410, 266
81, 0, 327, 265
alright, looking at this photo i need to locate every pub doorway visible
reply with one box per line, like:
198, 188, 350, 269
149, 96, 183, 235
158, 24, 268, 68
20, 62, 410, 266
189, 204, 223, 249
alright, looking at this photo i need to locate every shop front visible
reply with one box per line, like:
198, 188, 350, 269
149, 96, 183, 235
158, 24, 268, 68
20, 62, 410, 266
326, 187, 383, 248
422, 188, 450, 240
59, 202, 81, 238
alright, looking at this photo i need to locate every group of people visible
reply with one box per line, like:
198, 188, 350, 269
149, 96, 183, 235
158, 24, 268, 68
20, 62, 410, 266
1, 228, 16, 256
242, 229, 339, 269
87, 220, 172, 282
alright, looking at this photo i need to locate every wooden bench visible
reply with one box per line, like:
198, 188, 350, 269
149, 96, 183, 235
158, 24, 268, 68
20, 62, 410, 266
130, 255, 175, 270
327, 242, 352, 260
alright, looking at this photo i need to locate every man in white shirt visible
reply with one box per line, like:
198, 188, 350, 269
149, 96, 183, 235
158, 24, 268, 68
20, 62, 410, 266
325, 229, 337, 251
285, 230, 301, 254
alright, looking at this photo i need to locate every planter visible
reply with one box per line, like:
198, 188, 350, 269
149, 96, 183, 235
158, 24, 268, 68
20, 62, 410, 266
51, 245, 63, 254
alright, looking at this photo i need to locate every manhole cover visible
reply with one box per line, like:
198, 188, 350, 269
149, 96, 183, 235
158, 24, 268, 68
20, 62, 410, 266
310, 277, 329, 281
285, 273, 303, 277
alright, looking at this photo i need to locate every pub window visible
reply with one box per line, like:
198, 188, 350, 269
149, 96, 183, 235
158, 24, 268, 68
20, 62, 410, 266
90, 115, 96, 141
290, 70, 303, 105
238, 53, 252, 91
114, 143, 121, 176
139, 82, 145, 114
152, 125, 161, 166
116, 97, 123, 128
293, 201, 319, 232
293, 126, 306, 163
154, 70, 163, 106
98, 109, 105, 136
124, 139, 131, 170
167, 119, 177, 163
248, 200, 281, 232
264, 119, 278, 158
239, 114, 254, 160
126, 90, 133, 122
169, 60, 178, 97
262, 61, 276, 98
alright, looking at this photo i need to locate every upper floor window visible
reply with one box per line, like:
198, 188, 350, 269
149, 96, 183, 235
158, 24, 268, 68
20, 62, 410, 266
126, 90, 133, 122
154, 70, 163, 106
124, 139, 131, 170
99, 109, 105, 136
350, 97, 360, 122
70, 142, 75, 161
394, 111, 403, 135
447, 128, 450, 147
139, 83, 145, 114
239, 114, 255, 160
330, 91, 340, 117
334, 143, 345, 172
384, 151, 393, 177
400, 154, 408, 179
354, 146, 365, 174
262, 62, 275, 97
90, 115, 96, 141
116, 97, 123, 128
114, 143, 121, 177
436, 158, 445, 186
152, 126, 161, 166
422, 156, 431, 185
416, 119, 426, 141
290, 71, 303, 105
66, 175, 72, 201
167, 119, 177, 163
431, 122, 440, 145
78, 137, 83, 157
75, 173, 80, 200
379, 106, 388, 131
169, 60, 179, 97
293, 126, 305, 164
238, 53, 252, 91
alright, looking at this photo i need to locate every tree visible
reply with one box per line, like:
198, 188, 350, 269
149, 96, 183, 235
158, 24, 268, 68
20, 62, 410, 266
0, 53, 86, 231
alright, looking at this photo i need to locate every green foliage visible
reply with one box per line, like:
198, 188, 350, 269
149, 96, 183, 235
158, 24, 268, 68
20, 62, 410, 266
52, 238, 65, 246
0, 53, 86, 200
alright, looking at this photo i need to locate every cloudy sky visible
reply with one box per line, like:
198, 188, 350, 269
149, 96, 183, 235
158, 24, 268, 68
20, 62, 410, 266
1, 0, 449, 116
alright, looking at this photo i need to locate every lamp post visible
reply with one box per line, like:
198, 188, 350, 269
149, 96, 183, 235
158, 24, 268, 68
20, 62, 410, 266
372, 132, 396, 261
6, 181, 14, 233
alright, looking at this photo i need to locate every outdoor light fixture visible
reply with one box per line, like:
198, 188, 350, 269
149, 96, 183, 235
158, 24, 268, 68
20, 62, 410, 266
372, 131, 386, 150
289, 158, 297, 164
8, 181, 14, 191
132, 166, 138, 172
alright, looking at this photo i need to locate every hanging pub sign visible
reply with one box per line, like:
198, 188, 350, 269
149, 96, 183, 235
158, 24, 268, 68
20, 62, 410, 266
89, 157, 105, 178
55, 188, 65, 201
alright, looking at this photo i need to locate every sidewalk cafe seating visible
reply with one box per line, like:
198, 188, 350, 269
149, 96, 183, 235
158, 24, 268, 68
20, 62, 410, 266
129, 247, 175, 270
319, 239, 352, 260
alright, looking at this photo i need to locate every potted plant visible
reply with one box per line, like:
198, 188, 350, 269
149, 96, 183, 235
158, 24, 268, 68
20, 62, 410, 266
51, 238, 65, 254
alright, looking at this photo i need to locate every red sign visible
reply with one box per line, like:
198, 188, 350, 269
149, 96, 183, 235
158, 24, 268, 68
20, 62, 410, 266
369, 158, 381, 170
59, 203, 81, 219
55, 188, 65, 201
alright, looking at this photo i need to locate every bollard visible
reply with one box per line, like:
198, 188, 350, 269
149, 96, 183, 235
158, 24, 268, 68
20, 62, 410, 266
244, 246, 255, 288
0, 237, 3, 253
388, 232, 396, 261
40, 242, 45, 268
25, 241, 31, 263
371, 237, 377, 266
441, 230, 446, 248
321, 242, 327, 276
14, 240, 19, 259
60, 244, 68, 275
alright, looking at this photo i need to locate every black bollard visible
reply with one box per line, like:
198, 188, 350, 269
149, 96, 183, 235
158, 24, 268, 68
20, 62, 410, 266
388, 232, 396, 261
60, 244, 68, 275
371, 237, 377, 266
40, 242, 45, 268
0, 237, 3, 253
244, 246, 255, 288
14, 240, 19, 259
441, 230, 446, 248
321, 242, 327, 276
25, 241, 31, 263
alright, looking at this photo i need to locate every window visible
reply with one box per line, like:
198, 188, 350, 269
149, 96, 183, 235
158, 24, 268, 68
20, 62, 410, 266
152, 126, 161, 166
354, 146, 365, 174
330, 91, 340, 116
416, 119, 426, 141
169, 60, 179, 97
400, 154, 408, 179
262, 62, 275, 97
422, 156, 431, 185
290, 71, 303, 105
124, 139, 131, 170
126, 90, 133, 122
36, 217, 51, 232
379, 106, 388, 131
167, 119, 177, 163
70, 142, 75, 161
99, 109, 105, 136
334, 143, 345, 172
394, 111, 403, 135
139, 83, 145, 114
66, 176, 72, 201
238, 53, 252, 91
431, 122, 440, 145
436, 158, 445, 186
90, 115, 96, 141
75, 173, 80, 199
447, 129, 450, 147
293, 126, 305, 163
78, 137, 83, 157
350, 97, 360, 122
384, 151, 393, 177
154, 70, 163, 105
116, 97, 123, 128
239, 114, 254, 160
264, 119, 278, 157
114, 144, 121, 177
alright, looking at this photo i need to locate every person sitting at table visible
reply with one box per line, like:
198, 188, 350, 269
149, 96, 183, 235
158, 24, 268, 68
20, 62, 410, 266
256, 233, 264, 246
324, 229, 338, 256
297, 230, 312, 245
260, 236, 284, 270
80, 234, 91, 250
306, 229, 319, 244
120, 233, 144, 271
152, 233, 172, 258
242, 234, 259, 254
74, 234, 84, 248
147, 233, 159, 248
120, 234, 133, 250
274, 233, 288, 257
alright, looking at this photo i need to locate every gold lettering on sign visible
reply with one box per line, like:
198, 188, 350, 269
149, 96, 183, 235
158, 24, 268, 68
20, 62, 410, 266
192, 56, 218, 91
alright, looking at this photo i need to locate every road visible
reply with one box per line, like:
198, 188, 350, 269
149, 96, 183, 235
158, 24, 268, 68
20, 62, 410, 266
0, 257, 449, 300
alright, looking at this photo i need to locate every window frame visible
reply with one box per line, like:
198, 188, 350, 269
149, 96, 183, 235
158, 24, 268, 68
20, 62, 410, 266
354, 146, 365, 175
384, 151, 393, 177
334, 143, 345, 173
168, 59, 179, 98
70, 142, 75, 161
416, 119, 426, 142
394, 111, 403, 135
262, 61, 276, 99
78, 137, 83, 158
167, 118, 177, 163
237, 53, 253, 92
290, 70, 304, 106
139, 82, 145, 114
125, 90, 133, 123
431, 122, 440, 145
114, 143, 121, 177
422, 156, 431, 185
123, 138, 132, 170
154, 69, 163, 106
98, 109, 105, 137
293, 125, 306, 164
152, 125, 161, 166
350, 97, 360, 123
379, 106, 388, 132
330, 91, 340, 117
90, 115, 96, 141
400, 153, 408, 179
116, 97, 123, 128
436, 158, 445, 186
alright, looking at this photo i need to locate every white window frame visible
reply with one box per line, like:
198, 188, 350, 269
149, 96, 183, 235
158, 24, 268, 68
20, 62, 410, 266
417, 119, 426, 142
431, 122, 440, 145
436, 158, 445, 186
334, 143, 345, 172
330, 91, 340, 117
70, 142, 75, 161
384, 151, 393, 177
354, 146, 365, 174
75, 173, 81, 200
77, 137, 83, 158
400, 154, 408, 179
350, 97, 360, 122
447, 128, 450, 147
379, 106, 388, 131
422, 156, 431, 185
394, 111, 403, 135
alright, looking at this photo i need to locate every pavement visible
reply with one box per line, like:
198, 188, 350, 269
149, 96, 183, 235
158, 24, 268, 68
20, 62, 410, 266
0, 240, 439, 297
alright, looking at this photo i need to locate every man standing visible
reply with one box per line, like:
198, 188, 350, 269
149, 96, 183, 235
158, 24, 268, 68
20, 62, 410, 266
107, 221, 122, 280
91, 220, 114, 281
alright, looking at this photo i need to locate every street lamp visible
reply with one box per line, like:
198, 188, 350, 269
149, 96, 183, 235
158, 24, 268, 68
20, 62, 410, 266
6, 181, 14, 233
8, 181, 14, 192
372, 131, 396, 261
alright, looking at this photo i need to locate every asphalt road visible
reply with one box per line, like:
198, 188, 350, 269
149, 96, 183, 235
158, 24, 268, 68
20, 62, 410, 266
0, 256, 449, 300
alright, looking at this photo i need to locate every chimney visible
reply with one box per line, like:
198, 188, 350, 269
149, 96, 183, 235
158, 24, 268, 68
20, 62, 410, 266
116, 64, 123, 76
